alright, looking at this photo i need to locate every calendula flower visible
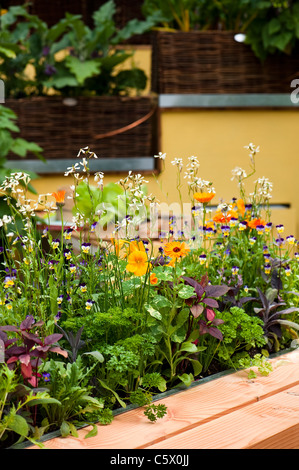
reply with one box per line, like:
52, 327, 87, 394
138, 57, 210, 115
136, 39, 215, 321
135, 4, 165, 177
193, 192, 215, 204
150, 273, 158, 285
52, 190, 66, 206
248, 218, 266, 229
126, 250, 150, 276
164, 241, 190, 260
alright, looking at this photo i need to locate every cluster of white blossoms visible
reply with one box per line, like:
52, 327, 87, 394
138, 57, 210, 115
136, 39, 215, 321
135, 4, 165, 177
244, 142, 260, 164
254, 176, 273, 200
231, 166, 247, 184
183, 155, 200, 181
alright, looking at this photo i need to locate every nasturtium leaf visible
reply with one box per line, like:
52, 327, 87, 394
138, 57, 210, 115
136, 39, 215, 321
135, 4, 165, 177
178, 285, 196, 299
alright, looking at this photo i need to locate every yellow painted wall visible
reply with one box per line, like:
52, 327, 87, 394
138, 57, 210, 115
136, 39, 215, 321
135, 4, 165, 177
31, 47, 299, 238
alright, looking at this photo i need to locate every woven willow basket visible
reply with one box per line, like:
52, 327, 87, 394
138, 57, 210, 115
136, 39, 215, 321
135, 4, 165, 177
151, 30, 299, 94
6, 95, 157, 162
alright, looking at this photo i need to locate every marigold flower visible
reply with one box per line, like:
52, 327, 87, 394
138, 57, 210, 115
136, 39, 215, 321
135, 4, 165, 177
150, 273, 158, 285
248, 218, 266, 229
164, 241, 190, 260
52, 190, 66, 206
193, 192, 215, 204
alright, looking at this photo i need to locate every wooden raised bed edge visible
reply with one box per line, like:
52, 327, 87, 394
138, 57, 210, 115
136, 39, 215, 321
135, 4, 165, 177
19, 347, 299, 449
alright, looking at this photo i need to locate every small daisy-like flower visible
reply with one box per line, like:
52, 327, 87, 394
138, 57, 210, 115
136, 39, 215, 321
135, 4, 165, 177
256, 225, 265, 235
238, 221, 247, 231
69, 264, 76, 273
276, 224, 284, 234
42, 372, 51, 382
81, 242, 91, 254
64, 228, 73, 240
264, 264, 271, 274
221, 225, 230, 237
265, 222, 272, 233
285, 266, 291, 276
85, 299, 95, 310
232, 266, 239, 275
199, 254, 207, 265
275, 237, 285, 247
90, 222, 97, 232
249, 236, 257, 245
52, 238, 60, 249
229, 217, 238, 227
4, 276, 15, 289
64, 249, 72, 260
286, 235, 296, 245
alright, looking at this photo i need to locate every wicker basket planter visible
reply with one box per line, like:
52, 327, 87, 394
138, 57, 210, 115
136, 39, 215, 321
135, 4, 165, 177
6, 95, 158, 171
151, 30, 299, 94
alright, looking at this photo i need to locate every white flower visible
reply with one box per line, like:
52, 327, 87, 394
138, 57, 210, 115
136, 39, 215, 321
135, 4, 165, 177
154, 152, 166, 160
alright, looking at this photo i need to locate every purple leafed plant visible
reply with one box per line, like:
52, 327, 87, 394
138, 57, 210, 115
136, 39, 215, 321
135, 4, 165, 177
0, 315, 67, 387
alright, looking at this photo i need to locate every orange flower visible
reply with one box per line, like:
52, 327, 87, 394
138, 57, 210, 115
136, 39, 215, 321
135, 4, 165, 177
111, 238, 125, 256
164, 241, 190, 260
126, 250, 150, 276
248, 218, 266, 229
213, 209, 237, 224
52, 190, 66, 205
150, 273, 158, 285
237, 199, 245, 217
193, 192, 215, 204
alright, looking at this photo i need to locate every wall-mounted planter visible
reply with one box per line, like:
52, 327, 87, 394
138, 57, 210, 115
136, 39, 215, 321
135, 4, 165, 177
151, 31, 299, 95
25, 349, 299, 450
5, 95, 158, 174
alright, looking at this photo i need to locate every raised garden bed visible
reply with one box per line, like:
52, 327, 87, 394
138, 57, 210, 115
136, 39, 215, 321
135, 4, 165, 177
27, 349, 299, 449
151, 31, 299, 94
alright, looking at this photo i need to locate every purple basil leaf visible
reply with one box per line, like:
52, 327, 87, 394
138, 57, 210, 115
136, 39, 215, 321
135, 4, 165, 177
44, 333, 63, 345
203, 298, 219, 308
204, 285, 229, 298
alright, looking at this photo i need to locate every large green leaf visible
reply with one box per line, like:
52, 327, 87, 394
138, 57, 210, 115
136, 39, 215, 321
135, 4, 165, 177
65, 55, 101, 84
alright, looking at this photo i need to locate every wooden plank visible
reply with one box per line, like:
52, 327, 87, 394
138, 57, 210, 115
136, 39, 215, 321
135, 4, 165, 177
146, 384, 299, 449
28, 349, 299, 449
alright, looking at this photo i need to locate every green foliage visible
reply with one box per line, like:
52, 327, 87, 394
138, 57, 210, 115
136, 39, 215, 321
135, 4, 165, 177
40, 357, 104, 437
143, 403, 167, 422
0, 1, 154, 98
142, 0, 299, 59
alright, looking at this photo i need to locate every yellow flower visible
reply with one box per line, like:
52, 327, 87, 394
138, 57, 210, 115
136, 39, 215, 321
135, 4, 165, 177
193, 192, 215, 204
126, 250, 150, 276
164, 241, 190, 260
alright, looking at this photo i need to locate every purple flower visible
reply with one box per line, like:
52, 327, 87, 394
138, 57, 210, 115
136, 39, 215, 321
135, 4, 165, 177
42, 372, 51, 382
44, 64, 57, 76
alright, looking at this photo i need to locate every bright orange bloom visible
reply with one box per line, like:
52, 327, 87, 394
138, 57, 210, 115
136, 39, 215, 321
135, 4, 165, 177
247, 218, 266, 229
150, 273, 158, 285
164, 241, 190, 260
193, 192, 215, 204
213, 209, 237, 224
126, 250, 150, 276
237, 199, 245, 217
52, 190, 66, 205
111, 238, 125, 256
